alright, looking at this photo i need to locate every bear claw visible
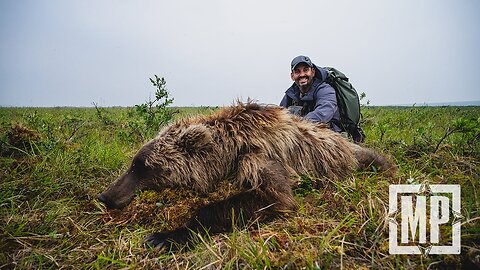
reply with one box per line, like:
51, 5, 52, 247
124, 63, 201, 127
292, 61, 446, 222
145, 232, 169, 249
145, 231, 184, 251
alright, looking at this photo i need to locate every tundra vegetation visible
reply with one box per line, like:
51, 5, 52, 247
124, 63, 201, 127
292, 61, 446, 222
0, 78, 479, 269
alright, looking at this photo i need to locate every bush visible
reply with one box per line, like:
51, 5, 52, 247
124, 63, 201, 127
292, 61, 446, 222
127, 75, 177, 141
93, 75, 178, 142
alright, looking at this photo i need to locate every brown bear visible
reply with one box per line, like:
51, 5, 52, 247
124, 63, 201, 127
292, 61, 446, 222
98, 102, 396, 250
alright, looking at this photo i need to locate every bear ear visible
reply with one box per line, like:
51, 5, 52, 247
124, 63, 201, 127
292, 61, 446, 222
177, 124, 213, 154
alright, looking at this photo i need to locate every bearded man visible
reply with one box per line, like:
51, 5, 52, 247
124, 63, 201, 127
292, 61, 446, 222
280, 55, 341, 132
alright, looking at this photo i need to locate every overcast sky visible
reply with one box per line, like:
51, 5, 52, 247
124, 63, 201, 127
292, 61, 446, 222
1, 0, 479, 107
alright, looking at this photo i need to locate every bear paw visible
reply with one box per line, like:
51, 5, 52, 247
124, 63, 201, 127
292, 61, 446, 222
145, 232, 176, 250
145, 229, 190, 251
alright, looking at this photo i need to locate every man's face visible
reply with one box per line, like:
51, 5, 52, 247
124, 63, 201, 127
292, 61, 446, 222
291, 63, 315, 92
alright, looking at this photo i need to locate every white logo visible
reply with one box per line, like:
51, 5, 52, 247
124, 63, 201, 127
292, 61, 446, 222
388, 182, 462, 255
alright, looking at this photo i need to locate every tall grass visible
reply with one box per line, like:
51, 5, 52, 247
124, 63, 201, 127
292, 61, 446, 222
0, 106, 479, 269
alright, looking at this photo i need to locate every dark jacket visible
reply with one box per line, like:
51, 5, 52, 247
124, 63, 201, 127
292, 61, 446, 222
280, 66, 341, 131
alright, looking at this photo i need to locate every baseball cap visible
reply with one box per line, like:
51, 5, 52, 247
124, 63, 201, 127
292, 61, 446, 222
291, 55, 313, 71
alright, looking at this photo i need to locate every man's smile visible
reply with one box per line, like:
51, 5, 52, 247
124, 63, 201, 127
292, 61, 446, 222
298, 77, 308, 85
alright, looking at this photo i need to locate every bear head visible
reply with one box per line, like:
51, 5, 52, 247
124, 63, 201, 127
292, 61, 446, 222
98, 124, 214, 209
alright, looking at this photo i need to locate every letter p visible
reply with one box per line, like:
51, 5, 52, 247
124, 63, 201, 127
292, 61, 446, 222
430, 196, 450, 243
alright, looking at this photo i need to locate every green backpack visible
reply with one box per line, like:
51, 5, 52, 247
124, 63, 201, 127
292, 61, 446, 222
316, 66, 365, 143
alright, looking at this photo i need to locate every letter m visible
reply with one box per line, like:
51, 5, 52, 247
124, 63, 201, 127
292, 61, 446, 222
401, 195, 427, 244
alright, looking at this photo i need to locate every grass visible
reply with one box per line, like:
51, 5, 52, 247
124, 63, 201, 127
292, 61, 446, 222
0, 105, 479, 269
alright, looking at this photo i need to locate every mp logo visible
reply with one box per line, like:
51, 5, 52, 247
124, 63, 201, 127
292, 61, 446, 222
388, 182, 462, 255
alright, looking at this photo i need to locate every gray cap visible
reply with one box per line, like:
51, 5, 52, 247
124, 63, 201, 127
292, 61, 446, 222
291, 55, 313, 71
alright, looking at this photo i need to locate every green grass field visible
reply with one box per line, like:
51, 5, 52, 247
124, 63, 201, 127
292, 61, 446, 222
0, 106, 479, 269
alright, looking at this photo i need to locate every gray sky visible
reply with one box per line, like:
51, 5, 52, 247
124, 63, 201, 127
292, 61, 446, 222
1, 0, 479, 107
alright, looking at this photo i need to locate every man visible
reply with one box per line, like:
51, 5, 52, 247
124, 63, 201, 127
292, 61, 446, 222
280, 55, 341, 132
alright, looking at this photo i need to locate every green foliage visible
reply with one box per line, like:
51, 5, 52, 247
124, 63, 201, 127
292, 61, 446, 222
452, 116, 480, 140
359, 91, 369, 107
93, 102, 115, 126
127, 75, 177, 141
433, 116, 480, 153
293, 174, 320, 196
376, 121, 390, 142
92, 75, 178, 142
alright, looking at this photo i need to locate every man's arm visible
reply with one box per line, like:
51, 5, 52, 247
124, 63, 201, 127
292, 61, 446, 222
304, 84, 337, 123
279, 95, 288, 108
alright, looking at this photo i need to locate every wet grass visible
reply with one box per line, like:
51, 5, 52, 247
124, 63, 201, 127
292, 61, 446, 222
0, 106, 479, 269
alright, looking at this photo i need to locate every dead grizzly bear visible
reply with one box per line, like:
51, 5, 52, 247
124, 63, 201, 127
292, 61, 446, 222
98, 102, 395, 249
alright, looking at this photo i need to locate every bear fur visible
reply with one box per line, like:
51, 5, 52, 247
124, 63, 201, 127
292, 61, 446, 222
98, 102, 396, 249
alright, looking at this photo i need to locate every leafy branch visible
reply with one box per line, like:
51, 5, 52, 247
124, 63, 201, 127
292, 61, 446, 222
434, 117, 480, 153
127, 75, 177, 141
